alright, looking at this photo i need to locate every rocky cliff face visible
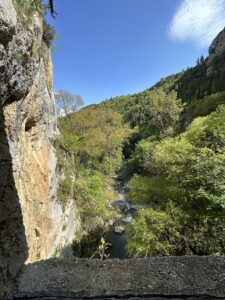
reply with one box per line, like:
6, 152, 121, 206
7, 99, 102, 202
207, 27, 225, 74
209, 27, 225, 59
0, 0, 78, 296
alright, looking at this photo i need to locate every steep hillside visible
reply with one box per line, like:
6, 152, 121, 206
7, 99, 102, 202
177, 30, 225, 102
100, 28, 225, 131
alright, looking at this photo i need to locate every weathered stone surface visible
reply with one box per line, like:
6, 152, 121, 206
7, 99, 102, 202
207, 27, 225, 75
209, 27, 225, 60
0, 0, 17, 44
113, 221, 125, 234
9, 257, 225, 299
0, 105, 28, 299
3, 47, 79, 263
0, 1, 79, 297
0, 8, 42, 105
12, 296, 225, 300
10, 296, 225, 300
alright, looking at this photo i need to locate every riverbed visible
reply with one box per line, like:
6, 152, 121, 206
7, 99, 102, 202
105, 184, 146, 259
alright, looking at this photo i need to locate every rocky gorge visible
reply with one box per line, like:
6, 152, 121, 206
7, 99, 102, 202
1, 0, 225, 299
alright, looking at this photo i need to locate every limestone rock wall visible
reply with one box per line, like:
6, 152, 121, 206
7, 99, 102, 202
207, 27, 225, 75
209, 27, 225, 59
3, 49, 79, 263
0, 0, 79, 296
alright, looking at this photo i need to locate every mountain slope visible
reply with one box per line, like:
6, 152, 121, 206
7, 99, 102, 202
99, 28, 225, 130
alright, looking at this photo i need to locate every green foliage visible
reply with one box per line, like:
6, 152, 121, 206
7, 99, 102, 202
14, 0, 55, 17
55, 32, 225, 259
128, 175, 182, 207
183, 105, 225, 153
72, 173, 118, 258
13, 1, 57, 49
58, 176, 73, 204
54, 134, 77, 204
99, 78, 183, 130
144, 90, 183, 131
126, 105, 225, 256
99, 85, 184, 163
12, 51, 24, 61
124, 90, 182, 131
14, 0, 43, 16
177, 50, 225, 102
127, 204, 183, 257
127, 203, 225, 257
182, 92, 225, 127
91, 237, 111, 260
74, 175, 105, 222
59, 107, 131, 175
57, 106, 128, 256
99, 46, 225, 138
128, 111, 225, 212
43, 20, 57, 48
124, 139, 158, 178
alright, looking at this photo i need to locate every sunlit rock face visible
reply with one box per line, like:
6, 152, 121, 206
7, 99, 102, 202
207, 27, 225, 75
0, 0, 17, 44
0, 0, 79, 295
209, 27, 225, 58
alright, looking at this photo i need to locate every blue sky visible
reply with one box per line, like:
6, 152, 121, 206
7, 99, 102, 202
47, 0, 225, 105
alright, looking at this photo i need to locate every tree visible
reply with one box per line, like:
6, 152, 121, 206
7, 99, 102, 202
126, 105, 225, 257
59, 107, 131, 175
200, 55, 205, 64
127, 204, 183, 257
43, 20, 57, 48
148, 90, 183, 132
55, 89, 84, 122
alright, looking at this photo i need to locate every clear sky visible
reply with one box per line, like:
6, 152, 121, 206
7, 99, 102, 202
47, 0, 225, 105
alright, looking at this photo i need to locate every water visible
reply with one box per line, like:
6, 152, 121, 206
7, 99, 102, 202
105, 188, 146, 259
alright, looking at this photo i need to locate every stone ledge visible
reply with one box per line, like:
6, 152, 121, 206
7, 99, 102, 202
8, 297, 225, 300
8, 257, 225, 299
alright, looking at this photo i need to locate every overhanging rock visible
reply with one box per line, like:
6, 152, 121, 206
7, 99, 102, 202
8, 256, 225, 299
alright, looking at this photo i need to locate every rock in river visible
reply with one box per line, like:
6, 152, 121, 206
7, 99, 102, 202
113, 221, 125, 234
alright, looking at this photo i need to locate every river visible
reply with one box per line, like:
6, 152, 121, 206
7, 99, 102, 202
105, 182, 147, 259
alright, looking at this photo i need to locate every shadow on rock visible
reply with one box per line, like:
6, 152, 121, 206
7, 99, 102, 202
0, 105, 28, 298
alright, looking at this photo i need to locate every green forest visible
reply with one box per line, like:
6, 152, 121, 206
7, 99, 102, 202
56, 40, 225, 258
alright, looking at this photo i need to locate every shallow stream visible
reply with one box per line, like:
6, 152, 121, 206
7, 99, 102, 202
105, 183, 147, 259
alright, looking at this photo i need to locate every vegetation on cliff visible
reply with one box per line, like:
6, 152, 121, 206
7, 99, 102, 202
13, 0, 57, 49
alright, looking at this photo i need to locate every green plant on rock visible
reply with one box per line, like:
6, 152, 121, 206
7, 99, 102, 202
12, 51, 23, 61
43, 20, 57, 48
14, 0, 43, 15
91, 237, 111, 260
14, 0, 56, 17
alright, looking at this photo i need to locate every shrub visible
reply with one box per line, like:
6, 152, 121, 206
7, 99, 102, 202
43, 20, 57, 48
58, 176, 73, 203
126, 105, 225, 256
127, 204, 225, 257
127, 204, 183, 257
